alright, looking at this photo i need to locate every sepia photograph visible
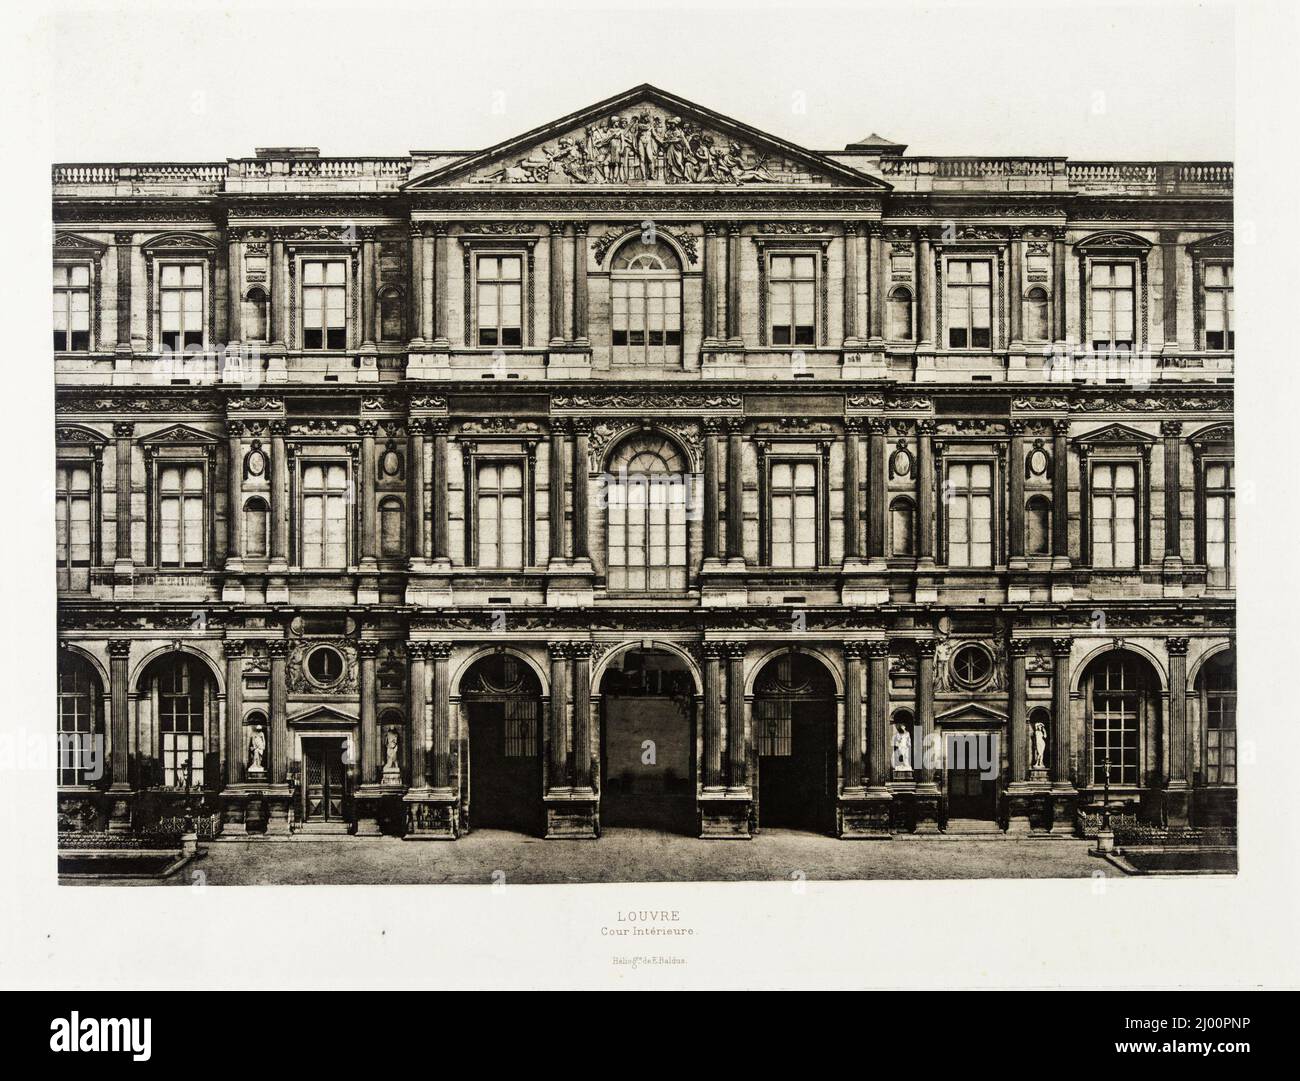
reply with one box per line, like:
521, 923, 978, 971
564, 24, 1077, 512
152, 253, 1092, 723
4, 0, 1299, 1005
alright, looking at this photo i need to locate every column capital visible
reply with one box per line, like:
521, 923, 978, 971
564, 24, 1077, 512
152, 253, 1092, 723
917, 419, 937, 436
548, 641, 571, 660
572, 221, 588, 237
702, 640, 725, 660
222, 638, 246, 658
1051, 637, 1073, 657
548, 221, 566, 235
1165, 636, 1190, 656
703, 417, 725, 436
357, 640, 380, 659
1008, 638, 1031, 657
843, 221, 861, 237
1160, 420, 1184, 437
358, 418, 378, 436
269, 419, 288, 436
915, 638, 937, 658
113, 231, 134, 247
426, 641, 453, 660
113, 422, 134, 438
107, 639, 132, 658
843, 416, 864, 434
1052, 418, 1070, 436
866, 416, 888, 434
724, 641, 746, 661
1009, 419, 1026, 436
866, 640, 890, 660
842, 641, 866, 660
569, 641, 593, 660
228, 420, 246, 437
266, 639, 290, 658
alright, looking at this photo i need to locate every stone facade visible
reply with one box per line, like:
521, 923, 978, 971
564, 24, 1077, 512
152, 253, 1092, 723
53, 85, 1234, 844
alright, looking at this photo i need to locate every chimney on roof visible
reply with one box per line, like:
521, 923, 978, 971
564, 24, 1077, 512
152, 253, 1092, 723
843, 133, 907, 155
254, 147, 321, 159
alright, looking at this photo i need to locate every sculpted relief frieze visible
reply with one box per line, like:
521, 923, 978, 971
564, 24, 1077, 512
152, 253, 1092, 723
468, 106, 814, 186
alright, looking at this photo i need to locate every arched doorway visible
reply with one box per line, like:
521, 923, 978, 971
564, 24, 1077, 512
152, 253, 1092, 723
1080, 650, 1162, 795
599, 648, 696, 833
753, 652, 836, 833
462, 653, 543, 834
138, 653, 218, 791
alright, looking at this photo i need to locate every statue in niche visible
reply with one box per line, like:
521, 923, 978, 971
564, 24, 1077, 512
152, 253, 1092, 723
382, 728, 401, 777
892, 724, 913, 773
247, 726, 266, 773
1031, 721, 1048, 770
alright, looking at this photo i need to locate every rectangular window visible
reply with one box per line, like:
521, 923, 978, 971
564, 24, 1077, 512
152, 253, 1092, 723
158, 463, 205, 567
1206, 687, 1236, 785
1092, 662, 1139, 786
769, 254, 816, 346
56, 463, 93, 591
504, 699, 539, 758
159, 264, 204, 352
476, 255, 522, 347
1205, 460, 1235, 587
302, 260, 347, 350
1203, 263, 1234, 350
611, 277, 682, 364
301, 462, 349, 568
945, 461, 994, 568
768, 459, 818, 567
1091, 461, 1138, 569
57, 666, 98, 786
945, 259, 992, 349
53, 264, 92, 351
160, 665, 204, 788
1090, 262, 1135, 351
475, 459, 525, 569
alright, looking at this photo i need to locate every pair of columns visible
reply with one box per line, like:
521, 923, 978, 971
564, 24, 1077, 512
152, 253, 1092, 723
1007, 636, 1073, 785
407, 642, 452, 789
701, 224, 743, 343
548, 422, 591, 561
547, 642, 593, 790
547, 223, 590, 345
701, 421, 745, 560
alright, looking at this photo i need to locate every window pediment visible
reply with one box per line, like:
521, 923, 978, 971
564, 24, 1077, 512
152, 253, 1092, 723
1075, 422, 1155, 446
140, 423, 218, 447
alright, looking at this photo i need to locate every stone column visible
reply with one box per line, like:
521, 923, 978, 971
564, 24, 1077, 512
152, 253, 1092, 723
725, 642, 746, 787
917, 231, 932, 346
270, 421, 288, 564
571, 643, 592, 789
1051, 638, 1072, 785
915, 639, 937, 785
725, 223, 741, 342
113, 424, 133, 566
866, 417, 887, 559
361, 231, 377, 349
1009, 421, 1026, 559
867, 641, 889, 786
428, 421, 448, 560
224, 640, 244, 786
359, 420, 378, 564
226, 422, 244, 564
702, 224, 719, 342
113, 233, 133, 354
844, 420, 862, 559
725, 420, 744, 560
1162, 421, 1183, 560
268, 639, 289, 784
548, 643, 569, 789
1166, 636, 1190, 788
429, 642, 451, 789
918, 420, 935, 561
572, 223, 589, 344
1008, 230, 1023, 343
358, 641, 378, 785
868, 225, 884, 340
842, 223, 859, 341
843, 643, 865, 788
432, 226, 449, 347
1008, 640, 1028, 783
407, 643, 428, 787
408, 225, 424, 345
227, 234, 242, 344
571, 421, 590, 560
702, 642, 724, 787
548, 222, 566, 345
107, 640, 131, 790
703, 420, 721, 559
1052, 228, 1067, 342
270, 233, 286, 347
548, 422, 567, 561
407, 420, 425, 561
1160, 231, 1180, 345
1052, 419, 1070, 561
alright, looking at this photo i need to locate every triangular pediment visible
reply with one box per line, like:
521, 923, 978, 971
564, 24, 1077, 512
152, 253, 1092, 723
935, 702, 1008, 725
288, 704, 359, 726
140, 423, 218, 445
406, 84, 887, 190
1075, 422, 1155, 445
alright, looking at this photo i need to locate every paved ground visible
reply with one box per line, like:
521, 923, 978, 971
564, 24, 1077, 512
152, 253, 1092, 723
83, 827, 1116, 885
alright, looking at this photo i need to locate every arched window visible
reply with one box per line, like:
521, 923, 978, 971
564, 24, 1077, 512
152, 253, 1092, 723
379, 496, 405, 557
151, 655, 212, 788
890, 497, 916, 557
610, 237, 682, 367
1025, 495, 1051, 556
57, 652, 102, 786
605, 432, 688, 592
887, 286, 913, 341
242, 287, 269, 342
1086, 652, 1158, 787
243, 496, 269, 559
1023, 287, 1049, 341
1199, 651, 1236, 786
379, 287, 404, 342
